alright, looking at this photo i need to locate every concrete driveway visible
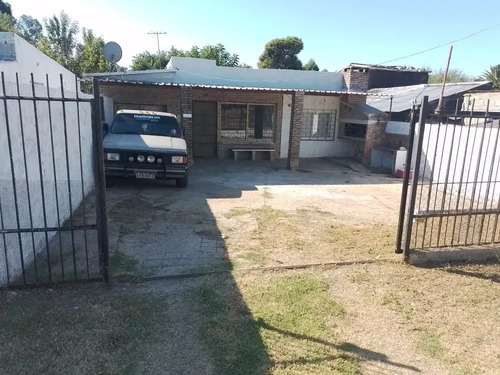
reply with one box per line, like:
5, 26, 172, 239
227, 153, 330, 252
106, 158, 402, 278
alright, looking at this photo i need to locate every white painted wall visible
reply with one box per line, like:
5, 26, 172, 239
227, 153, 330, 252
0, 33, 94, 285
413, 122, 500, 207
299, 95, 355, 158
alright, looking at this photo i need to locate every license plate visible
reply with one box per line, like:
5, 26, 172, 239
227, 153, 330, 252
135, 172, 156, 179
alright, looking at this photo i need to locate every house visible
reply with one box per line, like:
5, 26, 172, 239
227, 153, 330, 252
87, 57, 389, 168
342, 63, 429, 90
367, 81, 493, 122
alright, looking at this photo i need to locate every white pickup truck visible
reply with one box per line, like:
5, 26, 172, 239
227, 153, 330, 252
103, 109, 189, 187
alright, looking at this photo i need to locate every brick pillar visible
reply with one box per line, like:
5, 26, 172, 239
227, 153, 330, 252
287, 90, 304, 170
362, 117, 388, 166
180, 86, 194, 166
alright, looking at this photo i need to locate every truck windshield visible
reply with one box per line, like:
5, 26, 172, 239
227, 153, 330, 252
110, 113, 182, 137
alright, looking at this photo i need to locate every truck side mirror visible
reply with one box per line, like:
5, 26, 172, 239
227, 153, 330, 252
103, 123, 109, 135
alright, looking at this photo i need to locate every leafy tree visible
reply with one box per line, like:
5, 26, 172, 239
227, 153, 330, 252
482, 65, 500, 89
16, 15, 42, 44
428, 68, 471, 84
303, 59, 319, 71
131, 50, 170, 70
131, 43, 240, 70
258, 36, 304, 70
75, 28, 113, 75
40, 11, 79, 70
0, 12, 15, 32
238, 63, 252, 68
0, 0, 11, 16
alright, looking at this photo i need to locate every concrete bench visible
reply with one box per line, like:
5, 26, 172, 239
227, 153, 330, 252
232, 148, 275, 161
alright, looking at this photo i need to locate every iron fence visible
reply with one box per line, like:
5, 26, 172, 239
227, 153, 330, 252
0, 73, 108, 287
396, 96, 500, 260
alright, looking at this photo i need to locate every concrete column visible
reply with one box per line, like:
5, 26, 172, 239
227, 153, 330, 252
180, 86, 194, 165
287, 90, 304, 170
363, 117, 388, 166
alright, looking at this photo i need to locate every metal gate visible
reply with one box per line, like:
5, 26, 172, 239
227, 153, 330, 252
396, 96, 500, 260
0, 73, 108, 287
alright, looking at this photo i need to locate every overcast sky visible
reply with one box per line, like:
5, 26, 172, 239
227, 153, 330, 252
9, 0, 500, 76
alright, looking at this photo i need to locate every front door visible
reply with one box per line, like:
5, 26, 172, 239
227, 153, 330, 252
193, 101, 217, 158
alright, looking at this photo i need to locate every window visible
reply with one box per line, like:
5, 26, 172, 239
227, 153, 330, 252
220, 103, 275, 140
301, 110, 336, 140
342, 123, 367, 139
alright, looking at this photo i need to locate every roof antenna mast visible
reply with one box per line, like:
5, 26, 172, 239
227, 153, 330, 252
148, 31, 167, 54
435, 45, 453, 115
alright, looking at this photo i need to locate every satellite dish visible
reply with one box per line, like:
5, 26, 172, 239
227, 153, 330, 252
103, 42, 122, 63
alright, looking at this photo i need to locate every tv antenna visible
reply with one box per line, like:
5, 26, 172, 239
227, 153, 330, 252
148, 31, 167, 54
103, 41, 122, 64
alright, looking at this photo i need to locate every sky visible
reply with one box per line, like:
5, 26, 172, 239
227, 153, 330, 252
9, 0, 500, 76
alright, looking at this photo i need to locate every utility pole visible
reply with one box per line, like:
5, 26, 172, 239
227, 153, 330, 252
435, 45, 453, 115
147, 31, 167, 54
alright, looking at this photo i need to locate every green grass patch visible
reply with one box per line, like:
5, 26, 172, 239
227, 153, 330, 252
417, 331, 446, 360
193, 273, 360, 375
109, 251, 142, 281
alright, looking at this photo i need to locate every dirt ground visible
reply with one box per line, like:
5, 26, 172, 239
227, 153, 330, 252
106, 158, 403, 277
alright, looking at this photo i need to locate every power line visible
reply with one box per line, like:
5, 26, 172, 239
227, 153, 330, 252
378, 22, 500, 65
148, 31, 167, 54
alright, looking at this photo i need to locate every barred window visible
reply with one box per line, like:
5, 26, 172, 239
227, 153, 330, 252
301, 110, 337, 140
220, 103, 275, 140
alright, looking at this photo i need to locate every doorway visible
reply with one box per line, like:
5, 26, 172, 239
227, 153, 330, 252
193, 101, 217, 158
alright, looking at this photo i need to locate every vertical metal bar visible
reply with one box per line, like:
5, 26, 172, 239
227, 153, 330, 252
388, 96, 393, 122
465, 111, 489, 244
74, 76, 90, 279
421, 114, 442, 248
0, 187, 9, 285
15, 73, 38, 282
444, 100, 461, 244
59, 74, 77, 279
436, 114, 457, 247
478, 105, 499, 243
486, 138, 500, 243
429, 115, 450, 247
30, 73, 52, 282
403, 96, 429, 260
92, 78, 109, 283
451, 100, 475, 245
2, 72, 27, 284
46, 74, 65, 281
395, 105, 417, 253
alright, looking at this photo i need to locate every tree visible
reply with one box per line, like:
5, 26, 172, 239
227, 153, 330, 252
258, 36, 303, 70
0, 12, 15, 32
303, 59, 319, 71
482, 65, 500, 89
16, 15, 42, 44
131, 51, 170, 70
40, 11, 79, 70
428, 68, 471, 84
0, 0, 12, 16
131, 43, 240, 70
75, 29, 113, 75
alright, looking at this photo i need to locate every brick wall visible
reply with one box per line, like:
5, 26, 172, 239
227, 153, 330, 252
363, 118, 388, 166
193, 88, 283, 159
287, 91, 304, 170
342, 67, 369, 92
180, 86, 194, 165
100, 82, 181, 117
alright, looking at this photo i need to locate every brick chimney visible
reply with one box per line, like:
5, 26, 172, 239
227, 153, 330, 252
342, 66, 369, 92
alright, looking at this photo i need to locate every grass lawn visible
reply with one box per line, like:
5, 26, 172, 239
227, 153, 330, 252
1, 260, 499, 374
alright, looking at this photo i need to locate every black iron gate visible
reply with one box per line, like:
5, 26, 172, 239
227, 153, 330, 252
396, 96, 500, 260
0, 73, 108, 287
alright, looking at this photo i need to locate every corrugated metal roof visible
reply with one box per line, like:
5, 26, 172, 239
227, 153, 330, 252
367, 81, 491, 112
97, 78, 389, 96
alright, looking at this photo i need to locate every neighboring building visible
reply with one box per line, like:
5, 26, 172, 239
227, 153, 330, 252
367, 81, 493, 122
342, 63, 429, 91
0, 33, 93, 286
88, 57, 389, 168
463, 90, 500, 112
